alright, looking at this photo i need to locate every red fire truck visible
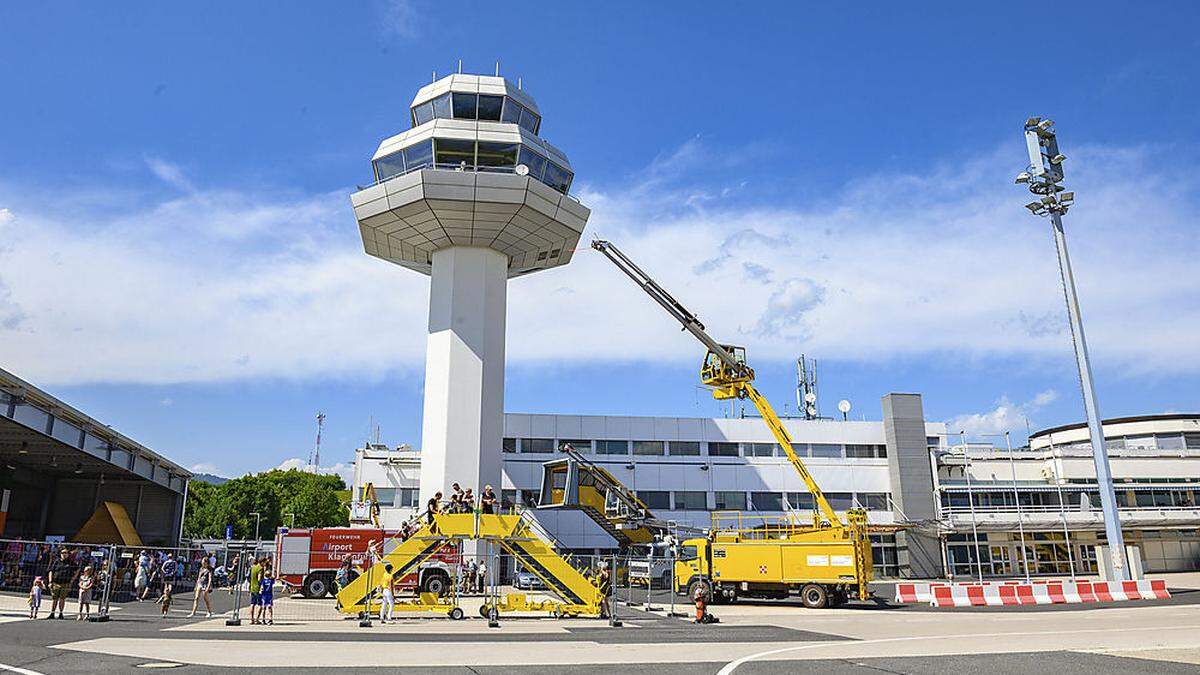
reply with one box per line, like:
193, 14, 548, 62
275, 527, 459, 598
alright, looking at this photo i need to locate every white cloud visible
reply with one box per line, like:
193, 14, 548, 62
948, 389, 1060, 438
379, 0, 418, 38
276, 457, 354, 485
189, 462, 222, 475
144, 156, 194, 192
159, 397, 174, 407
1, 139, 1199, 387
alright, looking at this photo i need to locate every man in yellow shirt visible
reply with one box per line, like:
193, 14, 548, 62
248, 557, 264, 625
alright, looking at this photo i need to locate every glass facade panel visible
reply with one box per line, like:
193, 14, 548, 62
714, 491, 746, 510
476, 142, 519, 169
413, 102, 434, 126
826, 492, 854, 510
373, 487, 397, 507
785, 492, 815, 510
398, 487, 419, 508
742, 443, 775, 457
751, 492, 784, 511
517, 147, 548, 180
669, 441, 700, 456
561, 439, 591, 453
12, 403, 50, 433
518, 107, 540, 133
50, 418, 81, 447
523, 438, 554, 453
404, 140, 433, 171
708, 442, 738, 457
1185, 433, 1200, 450
502, 437, 517, 453
860, 492, 890, 510
434, 138, 475, 169
845, 444, 875, 458
789, 443, 809, 457
1156, 433, 1185, 450
632, 441, 664, 456
83, 433, 109, 459
596, 440, 628, 455
673, 491, 707, 510
542, 162, 572, 193
637, 491, 670, 510
374, 151, 406, 182
431, 93, 452, 120
451, 92, 477, 119
810, 443, 843, 458
477, 95, 503, 121
501, 99, 523, 124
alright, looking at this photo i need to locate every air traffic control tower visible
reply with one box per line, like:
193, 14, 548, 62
350, 73, 590, 506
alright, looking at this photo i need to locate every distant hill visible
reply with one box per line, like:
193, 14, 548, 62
191, 472, 229, 485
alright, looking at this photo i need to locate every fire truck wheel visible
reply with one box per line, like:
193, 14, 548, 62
479, 603, 492, 618
302, 573, 330, 598
421, 572, 450, 596
800, 584, 829, 609
448, 607, 464, 621
687, 578, 712, 603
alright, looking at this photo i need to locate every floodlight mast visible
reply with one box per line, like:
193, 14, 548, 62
1016, 117, 1129, 581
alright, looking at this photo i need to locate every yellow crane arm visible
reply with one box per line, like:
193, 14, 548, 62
738, 383, 842, 526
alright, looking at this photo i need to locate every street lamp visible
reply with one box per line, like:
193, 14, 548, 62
1016, 117, 1128, 581
249, 512, 262, 543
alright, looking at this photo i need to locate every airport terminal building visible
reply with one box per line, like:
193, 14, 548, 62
353, 396, 1200, 579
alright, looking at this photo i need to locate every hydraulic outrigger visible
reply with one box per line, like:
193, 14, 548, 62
592, 239, 872, 606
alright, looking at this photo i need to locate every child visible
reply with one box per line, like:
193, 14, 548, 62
258, 563, 274, 626
77, 566, 95, 620
28, 576, 44, 619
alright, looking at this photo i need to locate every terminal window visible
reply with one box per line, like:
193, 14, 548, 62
561, 439, 591, 453
809, 443, 843, 458
708, 442, 739, 457
714, 491, 747, 510
742, 443, 776, 457
632, 441, 665, 456
750, 492, 784, 511
785, 492, 815, 510
673, 491, 707, 511
596, 440, 629, 455
523, 438, 554, 453
502, 438, 517, 453
669, 441, 701, 456
637, 491, 671, 510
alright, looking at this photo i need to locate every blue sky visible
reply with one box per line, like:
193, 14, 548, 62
1, 2, 1198, 479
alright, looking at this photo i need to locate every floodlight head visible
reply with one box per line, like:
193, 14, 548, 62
1014, 172, 1031, 184
1025, 116, 1042, 129
1041, 195, 1056, 205
1060, 191, 1075, 203
1025, 202, 1043, 213
1050, 154, 1066, 164
1037, 119, 1054, 131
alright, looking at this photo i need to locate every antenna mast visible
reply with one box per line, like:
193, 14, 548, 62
797, 354, 820, 420
312, 412, 326, 467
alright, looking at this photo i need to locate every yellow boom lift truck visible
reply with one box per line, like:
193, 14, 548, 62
592, 239, 873, 609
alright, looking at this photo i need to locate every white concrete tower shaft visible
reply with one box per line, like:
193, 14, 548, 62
419, 246, 507, 504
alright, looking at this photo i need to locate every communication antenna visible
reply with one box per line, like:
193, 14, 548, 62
312, 411, 326, 467
796, 354, 820, 420
837, 399, 852, 421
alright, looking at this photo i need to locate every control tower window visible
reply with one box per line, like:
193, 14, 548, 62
477, 95, 504, 121
543, 161, 573, 193
413, 101, 434, 126
518, 147, 548, 181
452, 93, 478, 119
477, 142, 518, 170
374, 151, 406, 182
434, 138, 475, 169
404, 139, 433, 172
431, 93, 451, 120
518, 107, 541, 134
501, 99, 522, 125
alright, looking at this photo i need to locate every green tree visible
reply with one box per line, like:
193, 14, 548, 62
182, 469, 348, 540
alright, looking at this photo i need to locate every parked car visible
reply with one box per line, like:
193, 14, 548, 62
514, 570, 545, 590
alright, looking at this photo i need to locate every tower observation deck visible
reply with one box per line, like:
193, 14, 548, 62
350, 73, 590, 506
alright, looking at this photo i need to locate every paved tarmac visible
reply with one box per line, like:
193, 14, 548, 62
1, 579, 1199, 674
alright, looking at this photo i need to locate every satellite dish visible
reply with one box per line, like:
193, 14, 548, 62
515, 164, 529, 176
804, 392, 817, 404
838, 399, 852, 414
806, 404, 817, 416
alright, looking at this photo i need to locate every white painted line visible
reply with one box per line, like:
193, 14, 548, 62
0, 663, 46, 675
716, 623, 1200, 675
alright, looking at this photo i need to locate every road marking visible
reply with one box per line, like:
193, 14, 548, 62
716, 623, 1200, 674
0, 663, 46, 675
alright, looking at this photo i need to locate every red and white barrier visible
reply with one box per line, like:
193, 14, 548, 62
894, 579, 1061, 604
928, 579, 1170, 607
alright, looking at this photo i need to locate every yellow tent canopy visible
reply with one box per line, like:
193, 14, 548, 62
73, 501, 143, 547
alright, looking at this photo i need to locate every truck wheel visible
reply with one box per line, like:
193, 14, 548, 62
479, 603, 492, 618
302, 573, 330, 598
421, 572, 449, 596
800, 584, 829, 609
687, 579, 711, 602
448, 607, 464, 621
